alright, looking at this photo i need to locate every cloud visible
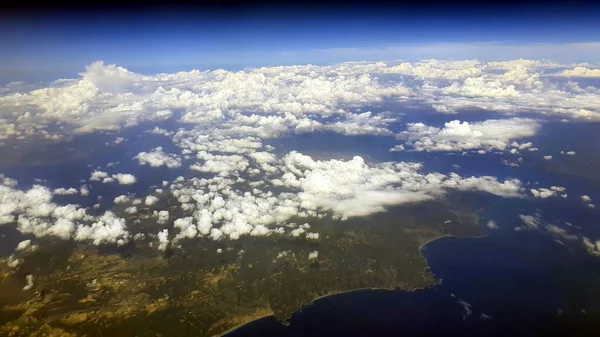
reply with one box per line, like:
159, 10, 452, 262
150, 126, 174, 136
305, 232, 320, 240
440, 174, 523, 198
583, 237, 600, 256
80, 185, 90, 196
155, 210, 170, 225
517, 213, 579, 242
157, 229, 170, 251
23, 275, 34, 291
145, 195, 159, 206
327, 190, 433, 218
323, 111, 396, 136
530, 186, 567, 199
90, 170, 109, 181
250, 224, 271, 237
0, 176, 138, 246
581, 195, 595, 208
191, 152, 249, 175
114, 195, 130, 204
134, 147, 182, 168
486, 220, 499, 229
16, 240, 33, 251
291, 227, 306, 237
395, 118, 540, 153
275, 151, 523, 220
556, 67, 600, 78
125, 206, 137, 214
53, 187, 78, 195
3, 58, 600, 145
74, 211, 129, 246
111, 173, 137, 185
175, 131, 263, 154
79, 60, 143, 93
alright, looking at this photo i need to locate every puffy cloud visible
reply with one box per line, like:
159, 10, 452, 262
125, 206, 137, 214
23, 275, 34, 291
291, 227, 306, 237
175, 130, 263, 154
249, 151, 279, 174
323, 111, 396, 136
556, 67, 600, 78
583, 237, 600, 256
396, 118, 540, 153
278, 151, 523, 219
90, 170, 109, 181
155, 210, 170, 225
111, 173, 137, 185
150, 126, 174, 136
173, 217, 196, 241
486, 220, 499, 229
191, 151, 249, 175
0, 181, 97, 241
530, 186, 567, 199
80, 185, 90, 196
442, 76, 520, 98
250, 224, 271, 236
1, 175, 18, 187
145, 195, 159, 206
305, 232, 320, 240
544, 155, 552, 160
134, 147, 182, 168
157, 229, 170, 251
328, 190, 433, 218
113, 137, 126, 144
79, 60, 144, 93
7, 255, 22, 268
113, 195, 130, 204
581, 195, 595, 208
16, 240, 32, 251
53, 187, 78, 195
74, 211, 129, 245
439, 174, 523, 198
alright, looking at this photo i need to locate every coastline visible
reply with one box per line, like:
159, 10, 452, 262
219, 286, 410, 337
221, 232, 488, 336
216, 313, 275, 337
418, 234, 451, 254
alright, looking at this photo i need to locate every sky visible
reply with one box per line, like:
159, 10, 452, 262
1, 1, 600, 81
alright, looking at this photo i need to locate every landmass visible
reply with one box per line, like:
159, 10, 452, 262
0, 197, 482, 337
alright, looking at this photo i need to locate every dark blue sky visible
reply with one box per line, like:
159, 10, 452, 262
1, 1, 599, 80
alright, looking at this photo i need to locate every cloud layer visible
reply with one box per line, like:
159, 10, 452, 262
1, 59, 600, 145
